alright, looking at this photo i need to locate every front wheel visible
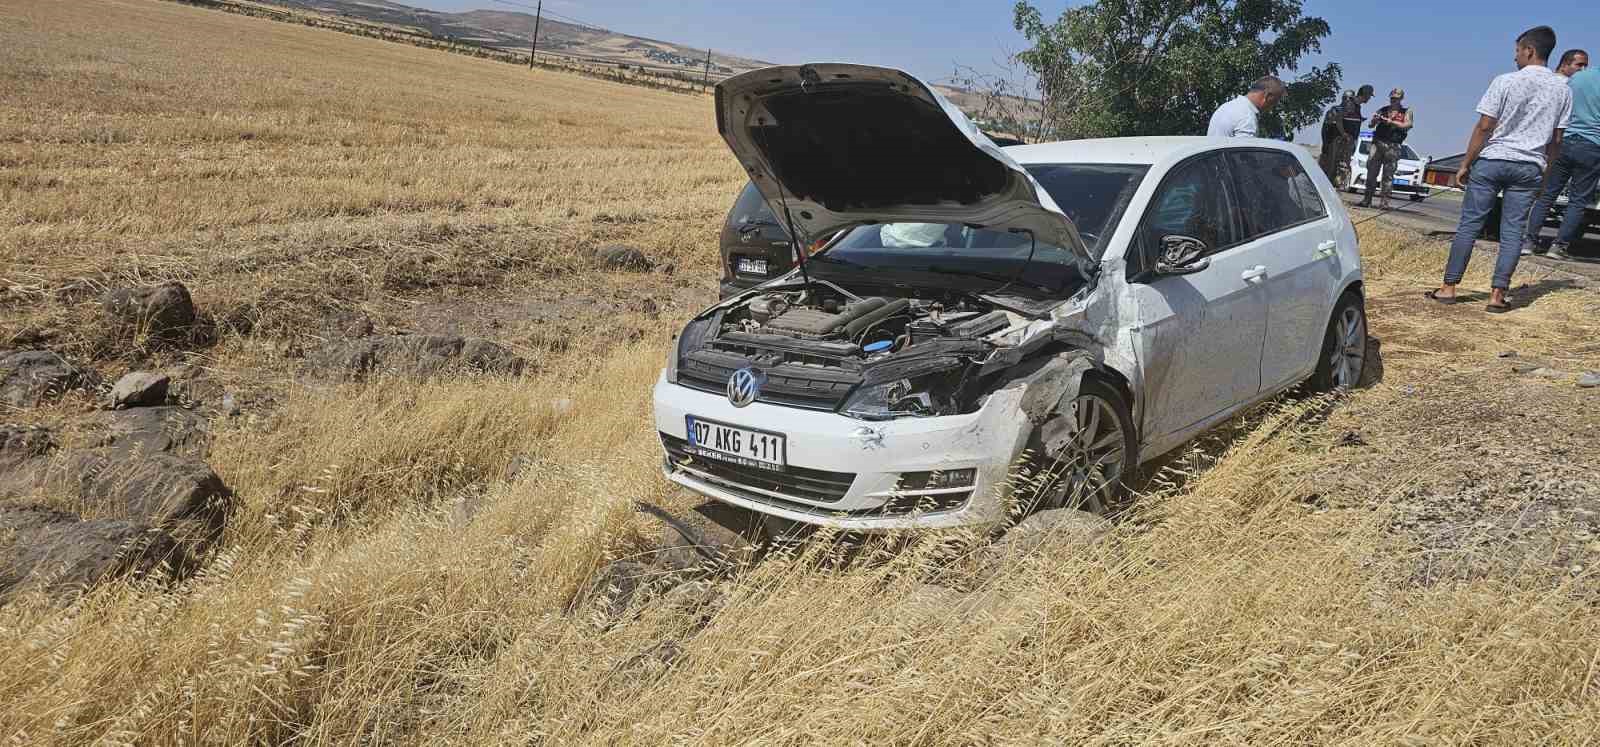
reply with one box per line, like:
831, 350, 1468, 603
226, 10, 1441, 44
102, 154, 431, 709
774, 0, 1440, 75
1309, 292, 1368, 392
1022, 378, 1137, 516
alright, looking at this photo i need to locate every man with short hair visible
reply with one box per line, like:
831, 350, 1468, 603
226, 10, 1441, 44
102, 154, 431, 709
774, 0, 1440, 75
1557, 49, 1589, 77
1429, 26, 1573, 313
1207, 76, 1285, 138
1524, 66, 1600, 260
1356, 88, 1414, 209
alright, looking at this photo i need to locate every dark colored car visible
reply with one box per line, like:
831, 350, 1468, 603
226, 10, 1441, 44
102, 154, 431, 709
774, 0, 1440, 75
717, 133, 1028, 298
718, 181, 795, 298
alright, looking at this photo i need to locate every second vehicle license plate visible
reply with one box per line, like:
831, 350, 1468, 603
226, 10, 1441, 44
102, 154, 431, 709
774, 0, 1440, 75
736, 257, 768, 275
685, 416, 786, 471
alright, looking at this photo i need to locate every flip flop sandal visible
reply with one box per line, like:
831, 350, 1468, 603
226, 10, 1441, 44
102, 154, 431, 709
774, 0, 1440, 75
1424, 290, 1457, 305
1485, 303, 1514, 314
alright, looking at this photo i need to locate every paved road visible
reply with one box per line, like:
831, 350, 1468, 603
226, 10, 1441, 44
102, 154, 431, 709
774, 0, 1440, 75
1336, 189, 1600, 280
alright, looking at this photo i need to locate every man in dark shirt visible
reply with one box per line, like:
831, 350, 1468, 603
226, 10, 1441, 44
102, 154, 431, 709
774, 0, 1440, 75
1318, 85, 1372, 186
1358, 88, 1414, 209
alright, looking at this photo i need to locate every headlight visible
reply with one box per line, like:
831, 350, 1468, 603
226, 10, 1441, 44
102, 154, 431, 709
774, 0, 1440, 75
842, 375, 959, 420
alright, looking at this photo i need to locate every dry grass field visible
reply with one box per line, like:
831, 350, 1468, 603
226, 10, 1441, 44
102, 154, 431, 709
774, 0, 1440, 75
5, 0, 1600, 743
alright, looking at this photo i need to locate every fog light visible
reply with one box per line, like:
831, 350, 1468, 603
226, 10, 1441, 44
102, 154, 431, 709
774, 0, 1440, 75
897, 468, 976, 491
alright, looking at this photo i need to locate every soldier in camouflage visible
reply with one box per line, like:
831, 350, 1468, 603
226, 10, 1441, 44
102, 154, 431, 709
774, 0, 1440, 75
1358, 88, 1414, 210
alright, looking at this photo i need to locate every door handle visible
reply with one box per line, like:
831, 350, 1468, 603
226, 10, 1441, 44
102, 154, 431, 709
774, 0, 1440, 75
1241, 265, 1268, 281
1314, 240, 1338, 259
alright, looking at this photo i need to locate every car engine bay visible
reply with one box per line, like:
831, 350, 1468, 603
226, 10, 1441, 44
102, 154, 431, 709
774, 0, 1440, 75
673, 281, 1043, 419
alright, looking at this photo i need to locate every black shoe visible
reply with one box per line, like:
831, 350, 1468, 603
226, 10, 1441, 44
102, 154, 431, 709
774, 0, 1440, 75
1355, 199, 1371, 208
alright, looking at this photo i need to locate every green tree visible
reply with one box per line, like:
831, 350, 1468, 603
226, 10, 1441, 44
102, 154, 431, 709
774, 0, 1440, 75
1012, 0, 1340, 141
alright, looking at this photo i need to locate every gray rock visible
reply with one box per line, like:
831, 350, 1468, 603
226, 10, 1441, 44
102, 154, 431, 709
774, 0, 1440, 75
45, 451, 232, 537
0, 425, 55, 469
1530, 367, 1566, 380
447, 493, 487, 529
74, 406, 209, 458
0, 350, 100, 408
307, 334, 526, 380
582, 560, 654, 620
108, 371, 170, 409
1497, 350, 1517, 359
1579, 372, 1600, 389
101, 281, 196, 341
0, 505, 186, 602
593, 244, 654, 271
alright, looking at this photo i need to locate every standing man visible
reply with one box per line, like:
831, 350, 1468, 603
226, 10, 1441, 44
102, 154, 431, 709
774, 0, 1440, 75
1206, 76, 1285, 138
1429, 26, 1573, 313
1523, 66, 1600, 260
1557, 49, 1589, 77
1525, 48, 1591, 255
1357, 88, 1415, 209
1319, 91, 1354, 182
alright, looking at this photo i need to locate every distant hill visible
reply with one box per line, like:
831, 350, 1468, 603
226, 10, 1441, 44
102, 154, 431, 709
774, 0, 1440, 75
259, 0, 771, 79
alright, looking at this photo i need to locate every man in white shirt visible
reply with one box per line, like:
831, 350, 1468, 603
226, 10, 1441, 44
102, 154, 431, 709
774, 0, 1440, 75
1429, 26, 1573, 313
1206, 76, 1286, 138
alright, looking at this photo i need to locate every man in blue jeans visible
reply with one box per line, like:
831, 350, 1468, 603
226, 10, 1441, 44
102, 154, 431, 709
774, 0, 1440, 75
1430, 26, 1574, 312
1524, 65, 1600, 260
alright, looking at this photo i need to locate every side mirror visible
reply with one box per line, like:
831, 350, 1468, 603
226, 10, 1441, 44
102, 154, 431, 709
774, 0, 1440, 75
1155, 235, 1212, 275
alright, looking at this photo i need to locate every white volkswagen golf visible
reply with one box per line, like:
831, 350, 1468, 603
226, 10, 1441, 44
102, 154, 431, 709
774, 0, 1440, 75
653, 63, 1366, 531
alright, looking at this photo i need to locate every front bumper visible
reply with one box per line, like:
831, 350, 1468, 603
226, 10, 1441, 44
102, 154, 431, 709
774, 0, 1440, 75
652, 372, 1032, 530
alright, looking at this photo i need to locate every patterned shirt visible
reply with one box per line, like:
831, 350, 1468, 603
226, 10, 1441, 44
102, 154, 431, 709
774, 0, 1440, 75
1475, 64, 1574, 169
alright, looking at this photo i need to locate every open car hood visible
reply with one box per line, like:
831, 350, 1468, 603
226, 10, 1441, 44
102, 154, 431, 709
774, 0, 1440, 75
715, 63, 1090, 263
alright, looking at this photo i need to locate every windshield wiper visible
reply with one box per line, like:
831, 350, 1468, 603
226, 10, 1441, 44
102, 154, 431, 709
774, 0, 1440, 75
921, 265, 1058, 295
737, 218, 782, 234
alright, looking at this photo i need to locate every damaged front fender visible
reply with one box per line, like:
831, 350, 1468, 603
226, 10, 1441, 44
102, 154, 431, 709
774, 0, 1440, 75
1008, 352, 1098, 461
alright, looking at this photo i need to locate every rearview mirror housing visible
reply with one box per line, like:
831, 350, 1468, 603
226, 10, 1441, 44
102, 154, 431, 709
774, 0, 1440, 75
1154, 235, 1211, 276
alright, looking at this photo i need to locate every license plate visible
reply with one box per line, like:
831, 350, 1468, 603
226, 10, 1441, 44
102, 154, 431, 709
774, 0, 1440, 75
685, 416, 786, 471
736, 257, 768, 276
1394, 177, 1410, 185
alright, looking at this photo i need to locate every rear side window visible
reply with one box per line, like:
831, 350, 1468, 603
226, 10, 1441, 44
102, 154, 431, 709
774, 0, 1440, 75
730, 181, 777, 227
1227, 150, 1327, 240
1139, 154, 1237, 259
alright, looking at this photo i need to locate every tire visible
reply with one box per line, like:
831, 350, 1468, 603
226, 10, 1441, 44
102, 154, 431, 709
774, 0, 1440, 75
1021, 377, 1138, 516
1309, 291, 1368, 392
1410, 194, 1424, 202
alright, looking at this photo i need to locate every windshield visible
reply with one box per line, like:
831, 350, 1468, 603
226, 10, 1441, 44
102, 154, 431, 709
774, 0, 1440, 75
810, 163, 1149, 297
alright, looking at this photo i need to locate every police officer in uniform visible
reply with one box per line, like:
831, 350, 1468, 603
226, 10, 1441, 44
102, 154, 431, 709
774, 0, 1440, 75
1358, 87, 1414, 209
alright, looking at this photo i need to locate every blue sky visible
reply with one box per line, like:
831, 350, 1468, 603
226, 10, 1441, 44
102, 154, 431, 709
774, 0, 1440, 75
416, 0, 1595, 158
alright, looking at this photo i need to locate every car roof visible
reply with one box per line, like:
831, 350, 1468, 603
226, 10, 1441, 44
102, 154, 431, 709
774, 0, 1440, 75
1005, 136, 1307, 167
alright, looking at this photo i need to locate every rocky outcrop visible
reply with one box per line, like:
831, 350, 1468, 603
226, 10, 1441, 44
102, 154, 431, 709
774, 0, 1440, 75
101, 281, 197, 342
592, 244, 653, 271
74, 406, 210, 459
0, 350, 100, 408
307, 334, 526, 380
0, 505, 188, 601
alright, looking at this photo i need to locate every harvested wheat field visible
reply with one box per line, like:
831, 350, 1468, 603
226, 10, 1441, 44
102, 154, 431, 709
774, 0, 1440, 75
4, 0, 1600, 743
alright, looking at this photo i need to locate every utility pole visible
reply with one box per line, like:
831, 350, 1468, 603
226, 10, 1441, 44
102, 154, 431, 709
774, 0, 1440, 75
492, 0, 541, 69
529, 0, 541, 69
703, 48, 712, 89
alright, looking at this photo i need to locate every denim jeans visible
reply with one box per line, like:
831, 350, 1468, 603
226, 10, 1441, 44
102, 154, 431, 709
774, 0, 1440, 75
1525, 134, 1600, 246
1444, 159, 1544, 289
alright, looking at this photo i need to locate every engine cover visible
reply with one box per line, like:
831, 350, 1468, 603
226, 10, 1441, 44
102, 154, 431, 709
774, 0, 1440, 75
765, 297, 888, 339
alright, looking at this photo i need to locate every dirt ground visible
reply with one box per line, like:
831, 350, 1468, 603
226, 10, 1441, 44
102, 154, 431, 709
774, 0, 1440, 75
4, 1, 1600, 743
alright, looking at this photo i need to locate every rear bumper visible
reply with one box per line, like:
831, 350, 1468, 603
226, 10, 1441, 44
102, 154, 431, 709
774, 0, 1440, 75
1353, 171, 1429, 195
652, 372, 1032, 531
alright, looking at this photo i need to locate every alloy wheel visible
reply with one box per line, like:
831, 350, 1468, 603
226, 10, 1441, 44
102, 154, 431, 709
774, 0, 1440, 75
1040, 393, 1128, 513
1330, 305, 1366, 389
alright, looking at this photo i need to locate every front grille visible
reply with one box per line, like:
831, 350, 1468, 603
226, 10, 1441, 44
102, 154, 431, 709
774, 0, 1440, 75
661, 434, 855, 504
678, 352, 856, 411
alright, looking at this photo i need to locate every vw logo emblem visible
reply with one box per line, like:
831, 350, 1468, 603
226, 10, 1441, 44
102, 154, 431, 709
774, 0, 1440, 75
727, 367, 764, 408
